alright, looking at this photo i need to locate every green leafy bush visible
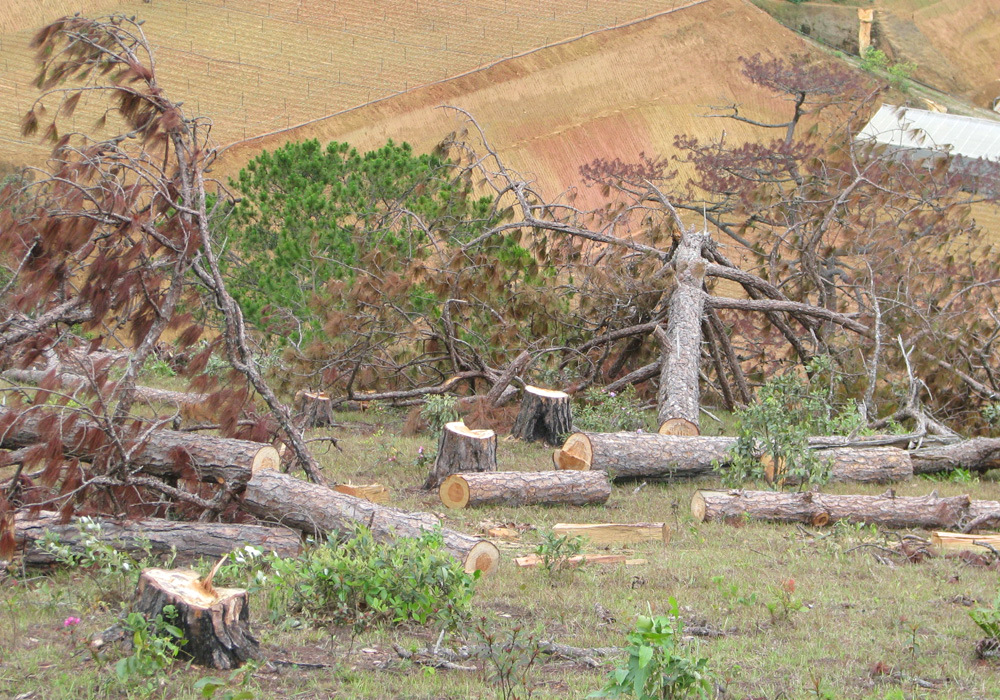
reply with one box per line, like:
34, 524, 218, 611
590, 600, 712, 700
115, 606, 186, 687
268, 525, 478, 631
971, 593, 1000, 639
575, 385, 649, 433
718, 356, 864, 489
420, 394, 460, 431
534, 531, 585, 579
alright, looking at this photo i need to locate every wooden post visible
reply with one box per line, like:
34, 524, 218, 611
511, 386, 573, 445
423, 421, 497, 489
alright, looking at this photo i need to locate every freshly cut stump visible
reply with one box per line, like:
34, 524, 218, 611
691, 489, 976, 530
295, 391, 335, 427
439, 470, 611, 509
423, 421, 497, 489
552, 522, 670, 546
511, 386, 573, 445
133, 567, 258, 669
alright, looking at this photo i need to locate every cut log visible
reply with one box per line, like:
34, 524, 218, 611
2, 367, 209, 407
658, 418, 700, 437
240, 469, 499, 575
334, 483, 390, 504
510, 386, 573, 445
556, 432, 912, 484
0, 409, 278, 487
439, 471, 611, 509
691, 489, 977, 530
513, 553, 647, 568
295, 391, 335, 428
552, 522, 670, 546
909, 438, 1000, 474
930, 531, 1000, 554
556, 432, 733, 480
134, 567, 258, 669
12, 511, 302, 566
423, 421, 497, 490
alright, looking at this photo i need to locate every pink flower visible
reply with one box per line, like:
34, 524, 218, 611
63, 616, 81, 628
418, 446, 424, 454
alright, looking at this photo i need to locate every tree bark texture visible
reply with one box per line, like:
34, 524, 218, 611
424, 421, 497, 490
12, 511, 302, 565
510, 386, 573, 445
691, 489, 982, 530
134, 568, 258, 669
556, 432, 911, 483
240, 469, 499, 575
656, 229, 708, 432
439, 470, 611, 509
908, 438, 1000, 474
0, 409, 279, 487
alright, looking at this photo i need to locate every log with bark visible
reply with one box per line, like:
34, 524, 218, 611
12, 511, 302, 565
438, 470, 611, 509
908, 438, 1000, 474
690, 489, 986, 530
134, 566, 258, 669
510, 386, 573, 445
555, 432, 912, 483
423, 421, 497, 490
0, 409, 279, 487
552, 522, 670, 546
2, 367, 209, 407
240, 469, 499, 575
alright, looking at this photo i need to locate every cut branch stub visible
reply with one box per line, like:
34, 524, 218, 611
133, 568, 259, 669
439, 470, 611, 509
510, 386, 573, 445
423, 421, 497, 490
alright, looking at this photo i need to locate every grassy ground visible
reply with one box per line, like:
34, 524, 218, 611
3, 400, 1000, 699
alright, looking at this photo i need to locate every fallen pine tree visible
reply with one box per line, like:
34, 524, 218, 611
439, 470, 611, 509
691, 489, 1000, 531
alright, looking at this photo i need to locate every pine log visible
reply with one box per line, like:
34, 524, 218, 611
691, 489, 976, 530
556, 432, 912, 483
2, 367, 209, 407
656, 229, 708, 432
511, 386, 573, 445
552, 522, 670, 546
423, 421, 497, 490
930, 531, 1000, 554
908, 438, 1000, 474
0, 409, 278, 487
556, 432, 733, 480
240, 469, 499, 575
439, 471, 611, 509
295, 391, 335, 428
658, 418, 700, 437
134, 567, 258, 669
12, 511, 301, 566
333, 483, 390, 504
513, 554, 647, 568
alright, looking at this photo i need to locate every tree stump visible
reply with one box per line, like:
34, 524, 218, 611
133, 566, 259, 669
439, 470, 611, 509
423, 421, 497, 489
295, 391, 335, 428
510, 386, 573, 445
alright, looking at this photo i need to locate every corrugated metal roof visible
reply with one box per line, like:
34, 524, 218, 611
857, 105, 1000, 162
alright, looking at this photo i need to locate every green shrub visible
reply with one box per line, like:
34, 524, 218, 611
420, 394, 460, 431
575, 385, 649, 433
268, 525, 478, 632
115, 606, 186, 689
590, 600, 712, 700
971, 593, 1000, 639
534, 531, 585, 579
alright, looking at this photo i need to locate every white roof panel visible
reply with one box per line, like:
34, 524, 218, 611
857, 105, 1000, 162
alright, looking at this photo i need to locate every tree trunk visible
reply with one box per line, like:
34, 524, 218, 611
656, 229, 708, 433
510, 386, 573, 445
691, 489, 977, 530
134, 567, 258, 669
439, 470, 611, 509
908, 438, 1000, 474
556, 432, 733, 480
2, 367, 208, 406
552, 522, 669, 546
0, 409, 278, 487
295, 391, 335, 428
424, 421, 497, 490
556, 432, 911, 483
240, 469, 499, 575
12, 511, 302, 566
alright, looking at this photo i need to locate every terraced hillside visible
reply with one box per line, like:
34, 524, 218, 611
0, 0, 693, 169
